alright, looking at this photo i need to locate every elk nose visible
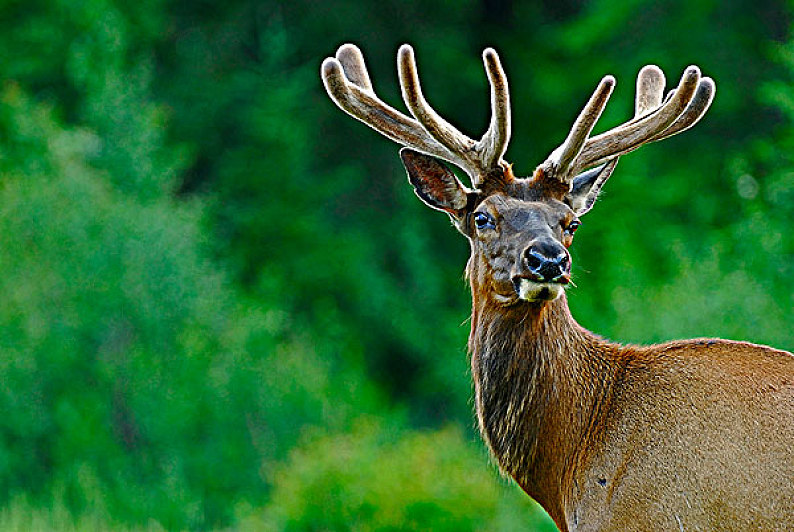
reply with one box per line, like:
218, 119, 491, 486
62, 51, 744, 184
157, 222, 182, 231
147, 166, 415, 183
523, 244, 570, 283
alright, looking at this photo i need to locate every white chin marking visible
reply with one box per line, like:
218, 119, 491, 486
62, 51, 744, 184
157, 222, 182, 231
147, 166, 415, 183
517, 279, 564, 302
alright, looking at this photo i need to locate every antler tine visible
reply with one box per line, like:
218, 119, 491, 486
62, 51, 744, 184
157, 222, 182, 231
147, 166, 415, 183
321, 45, 464, 168
648, 77, 715, 143
545, 76, 616, 179
477, 48, 511, 170
636, 65, 665, 116
398, 45, 477, 161
335, 43, 373, 91
571, 65, 701, 173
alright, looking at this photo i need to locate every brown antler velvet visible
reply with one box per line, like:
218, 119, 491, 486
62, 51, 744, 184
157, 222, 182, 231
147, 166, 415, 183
323, 44, 714, 193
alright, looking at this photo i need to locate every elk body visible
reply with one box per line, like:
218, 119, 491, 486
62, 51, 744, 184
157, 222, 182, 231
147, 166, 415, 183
321, 44, 794, 531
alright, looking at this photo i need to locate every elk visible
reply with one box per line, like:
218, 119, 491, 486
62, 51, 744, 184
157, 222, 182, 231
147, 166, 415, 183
321, 44, 794, 531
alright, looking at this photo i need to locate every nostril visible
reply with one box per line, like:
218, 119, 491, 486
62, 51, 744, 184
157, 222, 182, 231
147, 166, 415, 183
524, 249, 544, 272
556, 253, 570, 269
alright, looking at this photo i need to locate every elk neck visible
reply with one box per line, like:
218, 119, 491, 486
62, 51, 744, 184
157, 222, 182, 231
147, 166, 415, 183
468, 285, 623, 522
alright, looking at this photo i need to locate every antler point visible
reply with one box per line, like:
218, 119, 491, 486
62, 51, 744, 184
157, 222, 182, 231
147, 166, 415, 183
682, 65, 701, 81
336, 43, 361, 57
321, 57, 343, 80
639, 64, 664, 77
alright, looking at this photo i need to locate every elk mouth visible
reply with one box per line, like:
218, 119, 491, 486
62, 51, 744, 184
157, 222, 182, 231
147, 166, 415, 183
511, 273, 569, 302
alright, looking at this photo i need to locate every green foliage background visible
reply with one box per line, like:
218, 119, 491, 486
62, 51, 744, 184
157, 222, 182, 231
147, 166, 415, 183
0, 0, 792, 529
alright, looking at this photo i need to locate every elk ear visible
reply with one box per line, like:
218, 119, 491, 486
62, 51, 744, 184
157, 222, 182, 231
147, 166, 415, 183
400, 148, 473, 217
565, 159, 618, 216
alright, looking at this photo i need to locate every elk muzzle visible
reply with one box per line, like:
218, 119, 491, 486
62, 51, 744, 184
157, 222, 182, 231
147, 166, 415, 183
511, 241, 570, 302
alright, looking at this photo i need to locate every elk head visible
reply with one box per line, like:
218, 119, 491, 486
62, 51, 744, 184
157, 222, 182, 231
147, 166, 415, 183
321, 44, 714, 307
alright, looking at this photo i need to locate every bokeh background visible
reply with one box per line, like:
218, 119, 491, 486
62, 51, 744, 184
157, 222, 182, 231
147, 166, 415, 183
0, 0, 792, 530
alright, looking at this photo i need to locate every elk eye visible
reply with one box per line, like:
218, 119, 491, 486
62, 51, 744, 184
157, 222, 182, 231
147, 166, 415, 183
565, 220, 581, 235
473, 212, 495, 230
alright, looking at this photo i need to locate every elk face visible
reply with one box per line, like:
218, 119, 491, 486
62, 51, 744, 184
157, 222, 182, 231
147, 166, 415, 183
402, 149, 611, 305
469, 193, 577, 304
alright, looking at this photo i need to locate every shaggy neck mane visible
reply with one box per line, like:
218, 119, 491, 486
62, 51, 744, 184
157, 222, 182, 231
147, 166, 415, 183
468, 289, 622, 522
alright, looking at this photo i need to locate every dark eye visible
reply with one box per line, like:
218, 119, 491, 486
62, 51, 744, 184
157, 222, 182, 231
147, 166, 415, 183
473, 212, 495, 230
565, 220, 581, 235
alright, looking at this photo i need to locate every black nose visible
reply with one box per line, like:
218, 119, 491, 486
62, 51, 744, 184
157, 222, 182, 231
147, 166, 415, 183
523, 243, 570, 283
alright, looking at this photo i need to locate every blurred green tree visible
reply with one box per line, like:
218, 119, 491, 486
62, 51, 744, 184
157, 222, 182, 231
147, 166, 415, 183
249, 417, 556, 531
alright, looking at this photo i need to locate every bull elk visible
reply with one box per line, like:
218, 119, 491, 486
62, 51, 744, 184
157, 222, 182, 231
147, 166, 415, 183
321, 43, 794, 530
